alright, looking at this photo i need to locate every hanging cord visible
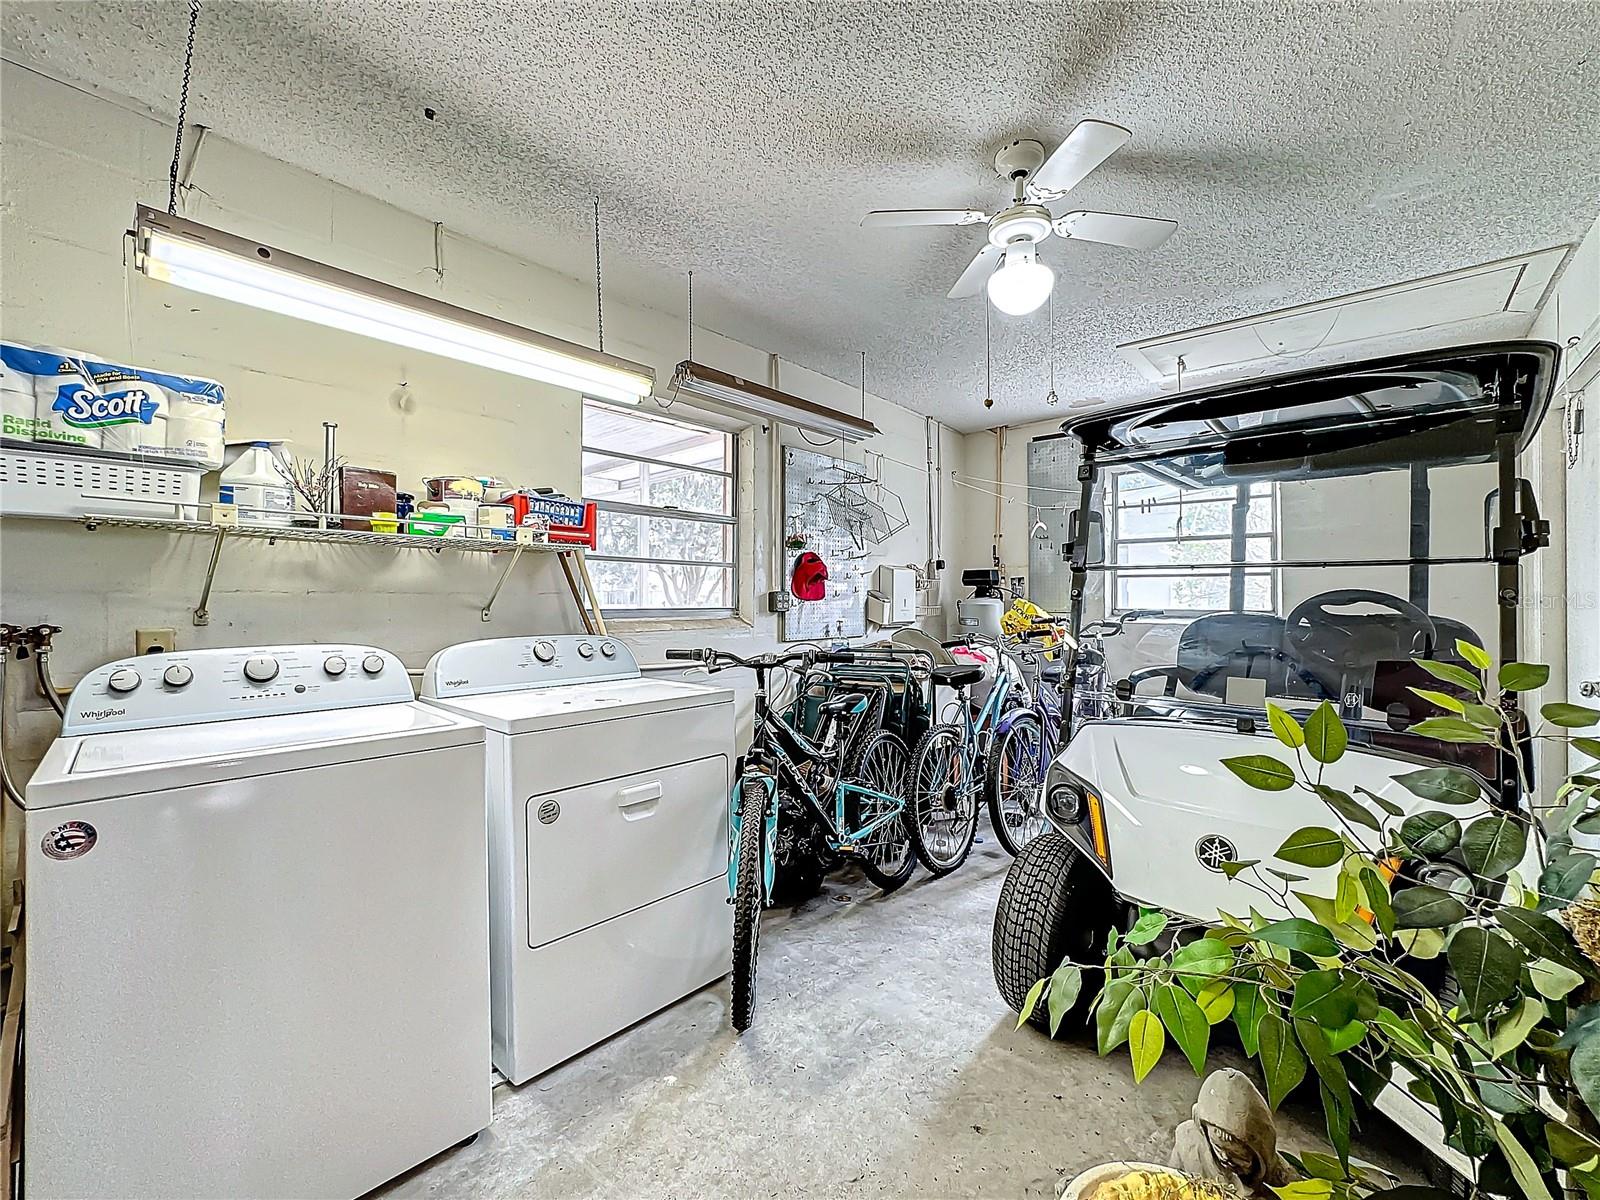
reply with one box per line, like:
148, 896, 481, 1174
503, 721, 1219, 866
982, 304, 993, 409
1176, 354, 1186, 393
1046, 291, 1059, 406
166, 0, 202, 215
592, 196, 605, 353
687, 270, 694, 362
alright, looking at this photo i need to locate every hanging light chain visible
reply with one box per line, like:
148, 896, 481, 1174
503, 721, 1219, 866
167, 0, 202, 215
592, 196, 605, 353
686, 270, 694, 361
1046, 290, 1059, 405
859, 349, 866, 418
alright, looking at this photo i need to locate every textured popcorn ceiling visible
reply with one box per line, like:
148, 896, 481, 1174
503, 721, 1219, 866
4, 1, 1598, 432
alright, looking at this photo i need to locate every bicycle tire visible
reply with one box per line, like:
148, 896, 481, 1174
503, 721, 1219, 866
845, 731, 916, 892
908, 723, 979, 876
730, 771, 770, 1032
986, 714, 1049, 857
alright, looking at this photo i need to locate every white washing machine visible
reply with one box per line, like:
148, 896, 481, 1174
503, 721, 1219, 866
21, 644, 492, 1200
421, 634, 734, 1084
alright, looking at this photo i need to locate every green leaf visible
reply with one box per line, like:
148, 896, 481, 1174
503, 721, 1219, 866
1124, 909, 1168, 946
1294, 1019, 1352, 1166
1153, 983, 1210, 1075
1128, 1008, 1165, 1083
1276, 826, 1344, 868
1392, 766, 1484, 805
1323, 1019, 1366, 1055
1359, 866, 1395, 936
1447, 925, 1523, 1019
1221, 754, 1297, 791
1355, 785, 1404, 817
1270, 1181, 1334, 1200
1017, 977, 1047, 1029
1408, 717, 1496, 744
1292, 970, 1360, 1028
1095, 979, 1143, 1055
1170, 936, 1234, 991
1373, 1007, 1431, 1056
1497, 907, 1595, 978
1543, 702, 1600, 728
1304, 702, 1348, 765
1461, 814, 1528, 879
1462, 702, 1503, 728
1196, 979, 1235, 1024
1418, 659, 1485, 695
1490, 1118, 1556, 1200
1575, 738, 1600, 761
1266, 701, 1306, 749
1315, 785, 1381, 832
1390, 884, 1470, 929
1499, 662, 1550, 692
1233, 983, 1266, 1056
1396, 927, 1445, 959
1220, 858, 1260, 879
1409, 686, 1467, 715
1528, 957, 1585, 1000
1266, 868, 1309, 883
1252, 917, 1340, 958
1489, 996, 1545, 1058
1045, 963, 1084, 1036
1295, 892, 1378, 953
1547, 1122, 1600, 1168
1318, 1080, 1352, 1169
1257, 1013, 1307, 1110
1398, 810, 1463, 856
1456, 640, 1492, 670
1540, 852, 1598, 906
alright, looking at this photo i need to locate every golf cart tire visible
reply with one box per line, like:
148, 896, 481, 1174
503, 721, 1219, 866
992, 832, 1117, 1033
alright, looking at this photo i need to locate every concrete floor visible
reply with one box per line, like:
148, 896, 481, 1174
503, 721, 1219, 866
380, 840, 1415, 1199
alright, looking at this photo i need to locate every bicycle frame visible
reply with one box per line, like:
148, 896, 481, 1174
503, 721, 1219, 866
943, 662, 1013, 791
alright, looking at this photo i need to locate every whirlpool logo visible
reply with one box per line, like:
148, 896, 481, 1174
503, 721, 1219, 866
78, 706, 127, 721
52, 385, 160, 429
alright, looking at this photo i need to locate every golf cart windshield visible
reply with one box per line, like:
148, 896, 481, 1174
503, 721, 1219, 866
1060, 342, 1557, 756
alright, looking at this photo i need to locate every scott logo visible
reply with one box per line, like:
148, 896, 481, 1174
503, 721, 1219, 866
53, 385, 159, 429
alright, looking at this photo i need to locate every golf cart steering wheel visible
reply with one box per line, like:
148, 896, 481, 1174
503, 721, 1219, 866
1189, 649, 1334, 702
1284, 589, 1437, 678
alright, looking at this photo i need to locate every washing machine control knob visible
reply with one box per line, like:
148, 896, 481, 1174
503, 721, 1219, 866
243, 656, 280, 684
361, 654, 385, 676
323, 655, 348, 677
600, 641, 617, 658
533, 640, 556, 663
162, 664, 193, 688
577, 641, 595, 659
107, 667, 142, 694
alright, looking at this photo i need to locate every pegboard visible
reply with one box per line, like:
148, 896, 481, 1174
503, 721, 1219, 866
780, 446, 871, 641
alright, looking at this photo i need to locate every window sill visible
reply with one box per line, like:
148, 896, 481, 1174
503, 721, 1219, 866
605, 614, 754, 635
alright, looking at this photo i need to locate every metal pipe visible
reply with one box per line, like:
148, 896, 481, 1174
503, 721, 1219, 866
322, 421, 339, 520
35, 649, 66, 718
1, 656, 25, 807
1092, 553, 1496, 573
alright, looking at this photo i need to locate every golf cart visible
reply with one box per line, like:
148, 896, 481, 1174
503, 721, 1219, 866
990, 341, 1558, 1174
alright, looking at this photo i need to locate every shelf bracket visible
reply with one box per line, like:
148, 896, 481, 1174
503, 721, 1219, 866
193, 527, 227, 627
480, 543, 526, 622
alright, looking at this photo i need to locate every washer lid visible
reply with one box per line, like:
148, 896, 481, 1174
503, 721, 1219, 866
25, 703, 482, 808
422, 677, 732, 734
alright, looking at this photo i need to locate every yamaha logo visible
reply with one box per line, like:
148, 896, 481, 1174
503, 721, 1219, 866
537, 800, 561, 825
43, 821, 97, 861
1194, 834, 1238, 873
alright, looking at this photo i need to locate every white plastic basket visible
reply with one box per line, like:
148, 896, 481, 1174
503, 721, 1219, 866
0, 440, 205, 520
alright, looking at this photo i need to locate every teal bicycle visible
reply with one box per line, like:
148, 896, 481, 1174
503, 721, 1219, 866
664, 646, 914, 1031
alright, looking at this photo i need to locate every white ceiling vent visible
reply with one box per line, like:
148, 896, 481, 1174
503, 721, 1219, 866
1119, 246, 1570, 385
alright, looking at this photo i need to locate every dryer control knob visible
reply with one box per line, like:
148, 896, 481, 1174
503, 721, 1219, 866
323, 655, 348, 677
600, 641, 617, 658
577, 641, 595, 659
361, 654, 385, 676
533, 640, 556, 663
162, 664, 193, 688
243, 656, 280, 684
107, 667, 142, 694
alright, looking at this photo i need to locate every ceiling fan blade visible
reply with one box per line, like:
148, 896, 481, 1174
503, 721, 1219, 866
1031, 119, 1132, 195
948, 244, 1003, 298
862, 209, 988, 228
1054, 210, 1177, 250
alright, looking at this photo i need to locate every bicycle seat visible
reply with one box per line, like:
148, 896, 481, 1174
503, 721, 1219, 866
818, 691, 868, 717
932, 664, 983, 688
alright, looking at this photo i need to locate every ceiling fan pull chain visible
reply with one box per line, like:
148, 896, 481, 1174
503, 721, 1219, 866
593, 195, 605, 353
687, 270, 694, 361
167, 0, 202, 215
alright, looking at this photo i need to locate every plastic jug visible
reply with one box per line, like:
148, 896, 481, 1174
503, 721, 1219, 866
219, 442, 292, 524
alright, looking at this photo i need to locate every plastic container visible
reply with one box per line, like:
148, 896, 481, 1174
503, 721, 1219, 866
369, 511, 398, 534
409, 511, 463, 537
218, 441, 292, 524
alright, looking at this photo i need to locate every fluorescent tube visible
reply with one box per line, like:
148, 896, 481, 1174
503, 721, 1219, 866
669, 361, 879, 442
132, 206, 654, 405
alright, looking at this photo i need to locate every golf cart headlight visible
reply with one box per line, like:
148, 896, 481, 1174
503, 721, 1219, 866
1046, 782, 1084, 823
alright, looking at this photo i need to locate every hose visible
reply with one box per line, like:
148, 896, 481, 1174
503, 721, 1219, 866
1, 655, 25, 806
35, 648, 66, 719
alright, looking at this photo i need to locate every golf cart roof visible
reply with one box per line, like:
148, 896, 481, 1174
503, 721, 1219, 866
1064, 341, 1558, 487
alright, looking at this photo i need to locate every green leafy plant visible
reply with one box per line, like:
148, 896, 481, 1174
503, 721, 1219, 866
1019, 645, 1600, 1198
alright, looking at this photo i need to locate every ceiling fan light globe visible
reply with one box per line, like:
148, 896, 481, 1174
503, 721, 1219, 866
986, 256, 1054, 316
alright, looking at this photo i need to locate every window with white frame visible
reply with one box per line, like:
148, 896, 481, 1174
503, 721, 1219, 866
1106, 468, 1278, 616
582, 400, 737, 618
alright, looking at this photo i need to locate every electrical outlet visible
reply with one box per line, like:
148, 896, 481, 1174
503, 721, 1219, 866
136, 627, 177, 655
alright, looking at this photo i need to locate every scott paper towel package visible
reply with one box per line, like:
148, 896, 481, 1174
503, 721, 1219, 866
1, 340, 225, 468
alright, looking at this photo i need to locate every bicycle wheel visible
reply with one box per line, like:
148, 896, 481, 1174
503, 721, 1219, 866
845, 731, 916, 892
908, 724, 979, 875
731, 771, 770, 1032
986, 715, 1050, 857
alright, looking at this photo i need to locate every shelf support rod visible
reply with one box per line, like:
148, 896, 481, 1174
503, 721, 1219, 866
480, 543, 526, 622
573, 549, 608, 636
193, 526, 227, 627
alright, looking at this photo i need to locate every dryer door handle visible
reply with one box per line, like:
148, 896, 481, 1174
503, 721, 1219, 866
617, 781, 663, 819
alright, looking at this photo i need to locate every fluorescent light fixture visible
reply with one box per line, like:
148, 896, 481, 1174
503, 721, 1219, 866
668, 360, 879, 442
131, 206, 654, 405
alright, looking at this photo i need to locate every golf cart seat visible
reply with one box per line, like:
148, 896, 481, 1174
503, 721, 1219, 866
932, 664, 984, 689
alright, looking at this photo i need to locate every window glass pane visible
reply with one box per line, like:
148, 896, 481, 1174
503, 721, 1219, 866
1246, 496, 1274, 533
589, 561, 735, 612
1177, 499, 1234, 537
1117, 538, 1232, 566
1117, 499, 1178, 538
582, 453, 731, 516
582, 403, 730, 470
596, 511, 732, 564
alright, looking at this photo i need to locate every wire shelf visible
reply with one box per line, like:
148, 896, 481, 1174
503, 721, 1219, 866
77, 513, 562, 555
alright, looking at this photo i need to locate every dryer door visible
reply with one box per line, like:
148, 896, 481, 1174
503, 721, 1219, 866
525, 754, 729, 947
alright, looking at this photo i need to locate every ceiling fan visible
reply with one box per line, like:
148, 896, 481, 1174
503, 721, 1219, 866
861, 120, 1177, 316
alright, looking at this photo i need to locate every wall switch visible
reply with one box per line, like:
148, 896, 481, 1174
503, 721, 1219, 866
136, 627, 177, 655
